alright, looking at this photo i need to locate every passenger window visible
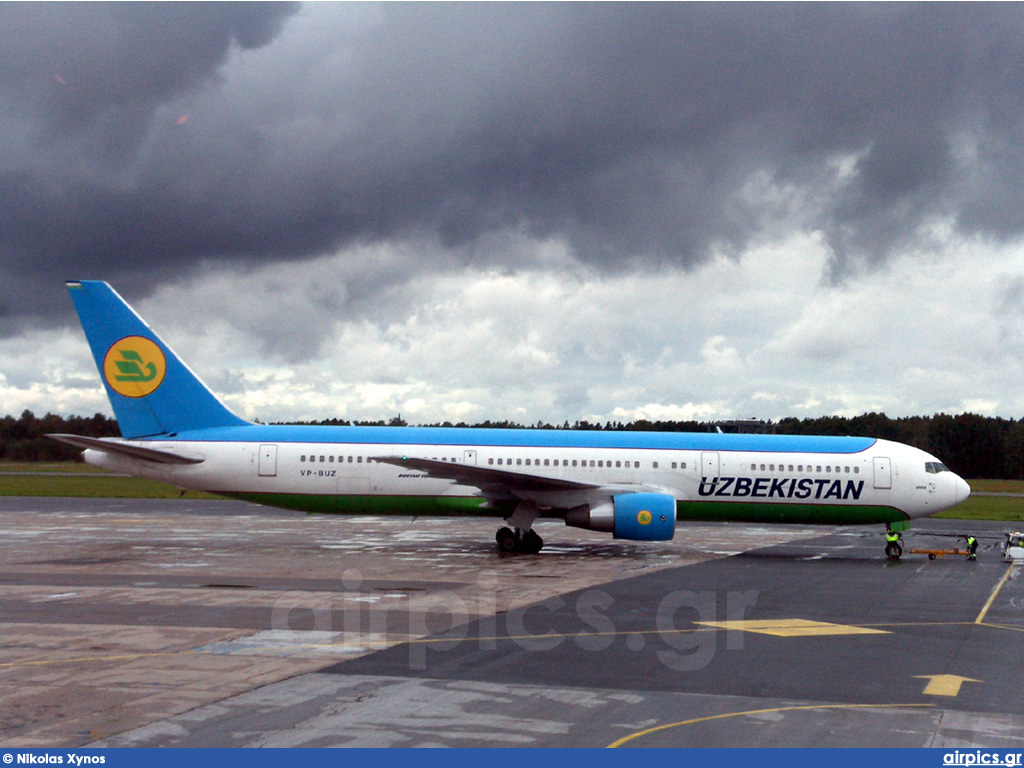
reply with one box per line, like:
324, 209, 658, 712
300, 455, 306, 462
653, 461, 659, 469
681, 462, 687, 469
357, 456, 362, 463
329, 456, 334, 463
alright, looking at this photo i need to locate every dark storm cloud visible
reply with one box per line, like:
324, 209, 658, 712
4, 3, 1024, 332
0, 3, 296, 139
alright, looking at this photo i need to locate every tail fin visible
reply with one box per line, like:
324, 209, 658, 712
66, 280, 249, 439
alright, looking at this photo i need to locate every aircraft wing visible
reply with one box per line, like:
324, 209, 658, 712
370, 454, 675, 513
372, 455, 597, 493
48, 434, 205, 465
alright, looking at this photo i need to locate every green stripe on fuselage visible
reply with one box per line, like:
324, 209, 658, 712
676, 500, 908, 525
216, 492, 907, 525
220, 492, 504, 516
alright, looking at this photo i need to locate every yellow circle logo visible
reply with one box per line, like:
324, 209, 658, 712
103, 336, 166, 398
637, 509, 652, 526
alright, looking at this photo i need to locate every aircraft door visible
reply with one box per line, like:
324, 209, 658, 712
873, 456, 892, 489
258, 444, 278, 477
702, 451, 720, 479
463, 450, 478, 465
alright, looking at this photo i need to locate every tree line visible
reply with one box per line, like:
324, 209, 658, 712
2, 409, 1022, 480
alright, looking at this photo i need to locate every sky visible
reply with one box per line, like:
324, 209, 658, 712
4, 2, 1024, 427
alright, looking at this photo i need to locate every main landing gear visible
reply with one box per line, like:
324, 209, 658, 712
496, 526, 544, 554
496, 500, 543, 554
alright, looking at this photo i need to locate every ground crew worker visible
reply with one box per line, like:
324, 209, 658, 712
885, 529, 902, 559
965, 535, 978, 560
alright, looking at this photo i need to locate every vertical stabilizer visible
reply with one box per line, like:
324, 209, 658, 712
66, 280, 249, 439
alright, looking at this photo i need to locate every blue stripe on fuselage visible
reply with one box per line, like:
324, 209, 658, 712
156, 425, 876, 454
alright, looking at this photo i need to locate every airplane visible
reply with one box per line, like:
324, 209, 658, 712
50, 280, 971, 559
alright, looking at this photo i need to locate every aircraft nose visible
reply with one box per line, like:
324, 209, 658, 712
956, 475, 971, 504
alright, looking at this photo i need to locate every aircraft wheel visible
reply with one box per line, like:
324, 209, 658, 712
521, 529, 543, 554
929, 553, 937, 560
885, 542, 903, 561
496, 527, 518, 552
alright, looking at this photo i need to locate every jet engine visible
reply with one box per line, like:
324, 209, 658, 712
564, 492, 676, 541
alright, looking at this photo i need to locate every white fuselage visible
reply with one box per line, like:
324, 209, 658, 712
83, 434, 970, 525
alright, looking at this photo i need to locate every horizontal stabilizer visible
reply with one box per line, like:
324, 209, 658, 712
47, 434, 205, 465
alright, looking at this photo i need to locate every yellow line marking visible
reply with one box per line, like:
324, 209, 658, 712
914, 674, 981, 697
697, 618, 888, 637
607, 703, 935, 747
976, 621, 1024, 634
0, 651, 202, 669
975, 564, 1015, 624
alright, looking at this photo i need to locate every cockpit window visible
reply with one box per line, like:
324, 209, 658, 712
925, 462, 950, 474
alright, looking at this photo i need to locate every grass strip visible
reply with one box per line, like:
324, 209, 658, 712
0, 473, 219, 499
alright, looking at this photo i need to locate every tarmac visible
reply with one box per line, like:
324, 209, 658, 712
0, 496, 1021, 748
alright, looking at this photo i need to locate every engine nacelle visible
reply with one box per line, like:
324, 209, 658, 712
564, 492, 676, 541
